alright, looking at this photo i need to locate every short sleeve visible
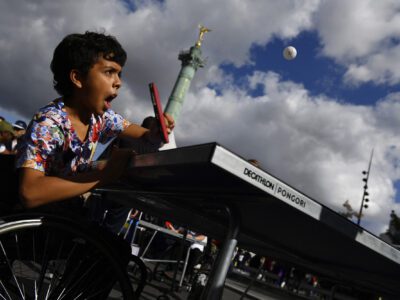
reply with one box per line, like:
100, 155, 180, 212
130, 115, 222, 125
99, 109, 131, 144
16, 118, 64, 173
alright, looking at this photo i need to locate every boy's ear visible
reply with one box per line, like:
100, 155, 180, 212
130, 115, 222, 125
70, 69, 84, 89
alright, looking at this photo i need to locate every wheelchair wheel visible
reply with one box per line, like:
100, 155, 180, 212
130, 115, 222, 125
0, 213, 135, 299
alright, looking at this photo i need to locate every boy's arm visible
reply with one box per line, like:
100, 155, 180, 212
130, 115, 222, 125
119, 113, 174, 144
19, 168, 104, 207
119, 123, 149, 139
19, 148, 133, 208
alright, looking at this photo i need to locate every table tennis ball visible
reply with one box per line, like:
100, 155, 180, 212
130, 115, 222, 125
283, 46, 297, 60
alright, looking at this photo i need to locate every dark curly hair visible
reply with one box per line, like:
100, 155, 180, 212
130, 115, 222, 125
50, 31, 127, 97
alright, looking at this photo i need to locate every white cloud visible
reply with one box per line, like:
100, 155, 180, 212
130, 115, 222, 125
344, 45, 400, 85
316, 0, 400, 85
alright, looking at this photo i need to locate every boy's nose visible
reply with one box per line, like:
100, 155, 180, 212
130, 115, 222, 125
114, 75, 122, 89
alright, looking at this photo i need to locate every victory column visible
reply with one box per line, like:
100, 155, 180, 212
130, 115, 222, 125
165, 25, 211, 123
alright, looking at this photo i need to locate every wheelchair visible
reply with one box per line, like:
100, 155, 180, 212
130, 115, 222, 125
0, 155, 146, 299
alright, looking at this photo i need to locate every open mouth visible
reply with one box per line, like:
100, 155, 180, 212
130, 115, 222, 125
104, 94, 117, 110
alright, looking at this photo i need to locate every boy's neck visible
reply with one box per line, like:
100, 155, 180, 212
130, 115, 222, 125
63, 96, 91, 124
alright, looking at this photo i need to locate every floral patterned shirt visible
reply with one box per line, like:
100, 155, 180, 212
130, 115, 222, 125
16, 99, 131, 177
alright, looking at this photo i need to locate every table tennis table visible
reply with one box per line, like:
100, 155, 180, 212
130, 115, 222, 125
100, 142, 400, 299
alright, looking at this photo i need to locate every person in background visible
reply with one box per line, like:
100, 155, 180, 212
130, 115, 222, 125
165, 222, 207, 282
11, 120, 27, 152
12, 120, 27, 137
248, 158, 260, 167
0, 121, 16, 154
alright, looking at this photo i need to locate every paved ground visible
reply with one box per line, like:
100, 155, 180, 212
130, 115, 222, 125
129, 263, 307, 300
134, 276, 305, 300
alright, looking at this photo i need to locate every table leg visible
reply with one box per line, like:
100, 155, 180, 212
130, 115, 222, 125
171, 228, 188, 292
179, 246, 192, 287
140, 231, 157, 259
202, 205, 240, 300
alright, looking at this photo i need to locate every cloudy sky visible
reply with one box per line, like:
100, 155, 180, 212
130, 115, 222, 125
1, 0, 400, 235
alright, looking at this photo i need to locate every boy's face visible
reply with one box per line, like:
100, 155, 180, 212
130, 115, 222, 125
79, 57, 122, 115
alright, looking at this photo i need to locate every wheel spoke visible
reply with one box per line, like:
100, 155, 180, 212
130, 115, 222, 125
0, 280, 12, 300
36, 229, 51, 296
0, 240, 25, 299
58, 252, 102, 298
47, 239, 65, 297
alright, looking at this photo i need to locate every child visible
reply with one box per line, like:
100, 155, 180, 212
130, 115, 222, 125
16, 31, 174, 211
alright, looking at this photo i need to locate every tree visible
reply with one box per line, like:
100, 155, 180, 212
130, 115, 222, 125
340, 200, 362, 220
388, 210, 400, 244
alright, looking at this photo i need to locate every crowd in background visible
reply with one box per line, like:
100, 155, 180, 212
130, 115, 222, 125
230, 246, 381, 299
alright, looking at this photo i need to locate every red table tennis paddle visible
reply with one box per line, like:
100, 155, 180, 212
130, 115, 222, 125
149, 82, 169, 144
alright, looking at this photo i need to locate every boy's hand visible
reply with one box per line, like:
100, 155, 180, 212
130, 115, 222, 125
164, 112, 175, 134
147, 113, 175, 145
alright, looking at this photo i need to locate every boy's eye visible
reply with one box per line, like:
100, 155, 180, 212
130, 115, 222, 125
104, 68, 122, 78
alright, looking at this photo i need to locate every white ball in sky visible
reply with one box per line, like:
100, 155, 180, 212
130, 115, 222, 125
283, 46, 297, 60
